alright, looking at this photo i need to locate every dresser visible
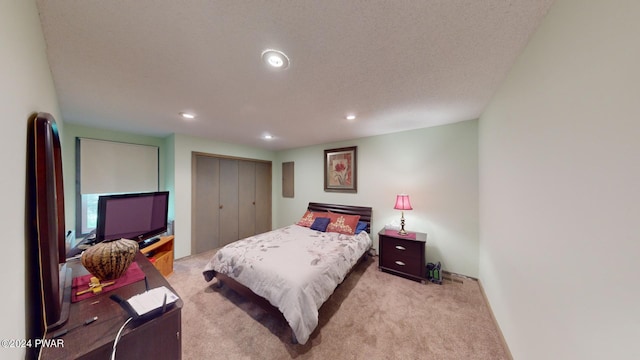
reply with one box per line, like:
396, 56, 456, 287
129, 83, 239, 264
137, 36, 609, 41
40, 252, 182, 359
378, 229, 427, 283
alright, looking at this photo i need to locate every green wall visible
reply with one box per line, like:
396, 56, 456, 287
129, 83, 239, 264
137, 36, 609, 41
60, 120, 478, 276
276, 120, 479, 276
62, 123, 170, 239
169, 133, 276, 258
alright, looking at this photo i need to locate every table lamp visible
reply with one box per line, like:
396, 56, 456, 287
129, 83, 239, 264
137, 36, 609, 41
394, 194, 412, 235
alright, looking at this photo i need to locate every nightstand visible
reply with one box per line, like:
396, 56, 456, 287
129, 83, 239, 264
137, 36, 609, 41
378, 228, 427, 283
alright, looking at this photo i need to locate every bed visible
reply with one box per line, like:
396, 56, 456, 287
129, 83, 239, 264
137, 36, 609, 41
202, 202, 373, 344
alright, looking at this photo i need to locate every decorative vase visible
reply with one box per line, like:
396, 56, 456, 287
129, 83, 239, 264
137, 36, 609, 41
81, 238, 139, 281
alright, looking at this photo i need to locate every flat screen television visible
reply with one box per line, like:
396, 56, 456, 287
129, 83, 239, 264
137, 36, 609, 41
96, 191, 169, 243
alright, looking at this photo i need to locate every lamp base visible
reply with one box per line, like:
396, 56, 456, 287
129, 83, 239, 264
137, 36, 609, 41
398, 215, 408, 236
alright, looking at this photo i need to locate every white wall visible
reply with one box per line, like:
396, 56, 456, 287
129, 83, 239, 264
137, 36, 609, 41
169, 133, 276, 258
276, 120, 479, 277
0, 1, 62, 359
479, 0, 640, 358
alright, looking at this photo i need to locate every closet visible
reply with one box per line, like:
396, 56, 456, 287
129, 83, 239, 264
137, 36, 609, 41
192, 153, 272, 254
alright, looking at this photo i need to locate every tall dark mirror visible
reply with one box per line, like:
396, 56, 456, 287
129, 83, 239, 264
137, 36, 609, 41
27, 112, 71, 343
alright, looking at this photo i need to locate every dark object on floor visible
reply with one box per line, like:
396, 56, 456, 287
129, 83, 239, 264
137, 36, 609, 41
426, 262, 442, 285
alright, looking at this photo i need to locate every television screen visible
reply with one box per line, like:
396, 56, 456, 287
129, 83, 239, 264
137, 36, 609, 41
96, 191, 169, 243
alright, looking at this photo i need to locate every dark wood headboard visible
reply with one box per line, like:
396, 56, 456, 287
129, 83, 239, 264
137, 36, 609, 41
307, 202, 373, 234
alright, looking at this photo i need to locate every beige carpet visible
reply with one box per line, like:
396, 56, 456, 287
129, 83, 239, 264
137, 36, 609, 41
167, 249, 511, 359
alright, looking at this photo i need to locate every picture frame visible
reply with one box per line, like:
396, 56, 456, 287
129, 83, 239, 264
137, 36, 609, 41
324, 146, 357, 193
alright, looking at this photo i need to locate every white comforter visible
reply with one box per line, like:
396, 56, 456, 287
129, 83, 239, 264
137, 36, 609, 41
203, 224, 372, 344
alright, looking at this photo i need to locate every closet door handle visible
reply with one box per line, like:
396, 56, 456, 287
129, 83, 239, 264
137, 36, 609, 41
219, 204, 223, 209
252, 201, 255, 205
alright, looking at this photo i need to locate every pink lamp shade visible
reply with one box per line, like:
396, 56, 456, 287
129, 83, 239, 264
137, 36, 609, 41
394, 194, 413, 211
394, 194, 412, 235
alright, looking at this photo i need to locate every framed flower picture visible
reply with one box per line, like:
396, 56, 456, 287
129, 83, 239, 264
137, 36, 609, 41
324, 146, 357, 193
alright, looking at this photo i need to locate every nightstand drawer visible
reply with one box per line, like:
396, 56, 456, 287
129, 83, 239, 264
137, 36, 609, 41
380, 254, 423, 276
380, 237, 422, 260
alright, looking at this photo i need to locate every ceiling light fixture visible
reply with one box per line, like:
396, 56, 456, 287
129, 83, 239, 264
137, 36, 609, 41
263, 134, 273, 140
179, 112, 196, 119
346, 114, 357, 120
261, 49, 290, 70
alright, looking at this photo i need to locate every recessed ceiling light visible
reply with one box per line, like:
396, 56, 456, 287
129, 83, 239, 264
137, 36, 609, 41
346, 114, 356, 120
179, 112, 196, 119
261, 49, 290, 70
263, 134, 273, 140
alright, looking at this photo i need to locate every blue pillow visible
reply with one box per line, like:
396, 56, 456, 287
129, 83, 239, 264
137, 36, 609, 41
310, 217, 331, 232
355, 221, 368, 234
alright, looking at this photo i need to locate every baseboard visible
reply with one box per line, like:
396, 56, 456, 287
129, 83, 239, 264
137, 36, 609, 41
477, 279, 514, 360
442, 270, 475, 283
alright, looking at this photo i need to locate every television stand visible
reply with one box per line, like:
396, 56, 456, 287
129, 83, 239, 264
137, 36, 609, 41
140, 235, 174, 277
139, 236, 161, 250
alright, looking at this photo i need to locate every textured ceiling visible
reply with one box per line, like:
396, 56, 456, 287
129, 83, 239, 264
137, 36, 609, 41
36, 0, 554, 150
